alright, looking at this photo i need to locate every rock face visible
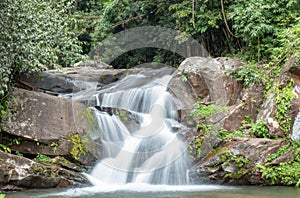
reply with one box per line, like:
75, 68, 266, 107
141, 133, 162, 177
0, 88, 97, 166
176, 57, 242, 105
169, 57, 242, 125
190, 138, 285, 185
176, 57, 300, 186
223, 85, 264, 132
0, 151, 89, 190
257, 57, 299, 138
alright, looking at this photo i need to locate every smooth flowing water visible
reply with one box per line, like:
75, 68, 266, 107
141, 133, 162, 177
84, 67, 190, 185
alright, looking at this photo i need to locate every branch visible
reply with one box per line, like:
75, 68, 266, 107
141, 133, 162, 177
77, 21, 97, 36
112, 14, 144, 29
221, 0, 235, 37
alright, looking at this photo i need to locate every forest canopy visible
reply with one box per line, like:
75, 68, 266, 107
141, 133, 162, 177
0, 0, 299, 114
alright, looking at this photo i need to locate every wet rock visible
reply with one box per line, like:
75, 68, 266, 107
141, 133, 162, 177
168, 74, 197, 126
0, 151, 89, 190
0, 88, 97, 165
190, 138, 285, 185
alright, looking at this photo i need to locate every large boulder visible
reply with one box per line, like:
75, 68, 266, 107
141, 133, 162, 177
0, 151, 89, 190
176, 57, 242, 105
169, 57, 242, 125
190, 138, 286, 185
17, 62, 147, 95
0, 88, 97, 165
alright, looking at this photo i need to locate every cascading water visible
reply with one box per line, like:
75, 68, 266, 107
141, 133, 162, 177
83, 67, 191, 186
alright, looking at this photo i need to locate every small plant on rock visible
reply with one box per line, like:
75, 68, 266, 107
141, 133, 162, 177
34, 154, 51, 163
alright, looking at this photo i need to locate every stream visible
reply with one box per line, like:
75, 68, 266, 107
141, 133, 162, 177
5, 185, 300, 198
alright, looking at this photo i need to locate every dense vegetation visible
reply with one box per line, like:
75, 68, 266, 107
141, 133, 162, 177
1, 0, 299, 113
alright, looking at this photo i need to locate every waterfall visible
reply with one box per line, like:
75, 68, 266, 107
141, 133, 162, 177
84, 67, 191, 185
292, 110, 300, 141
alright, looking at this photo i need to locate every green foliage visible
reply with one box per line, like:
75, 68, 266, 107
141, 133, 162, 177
68, 134, 89, 160
0, 144, 11, 153
218, 129, 250, 140
250, 120, 270, 138
169, 0, 229, 55
50, 142, 59, 153
219, 117, 269, 139
0, 194, 5, 198
191, 103, 226, 119
226, 62, 264, 87
222, 152, 250, 168
0, 0, 83, 106
228, 0, 299, 61
274, 80, 296, 134
189, 123, 222, 161
73, 0, 299, 71
15, 151, 23, 157
189, 137, 202, 160
34, 154, 51, 163
257, 142, 300, 186
267, 144, 289, 162
221, 152, 250, 179
272, 20, 300, 61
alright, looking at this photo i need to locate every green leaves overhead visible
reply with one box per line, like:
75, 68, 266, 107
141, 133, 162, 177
0, 0, 83, 98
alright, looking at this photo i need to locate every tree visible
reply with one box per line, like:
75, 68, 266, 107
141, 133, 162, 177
0, 0, 83, 111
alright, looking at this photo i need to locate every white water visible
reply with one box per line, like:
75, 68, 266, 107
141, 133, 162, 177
85, 67, 191, 186
292, 110, 300, 141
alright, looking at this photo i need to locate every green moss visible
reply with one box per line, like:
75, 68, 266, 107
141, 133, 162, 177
115, 109, 128, 121
68, 134, 89, 161
78, 107, 97, 134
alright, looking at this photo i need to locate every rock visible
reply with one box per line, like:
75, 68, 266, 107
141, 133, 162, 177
223, 85, 264, 132
74, 61, 113, 69
257, 57, 299, 138
177, 57, 242, 105
169, 57, 242, 125
17, 63, 147, 95
17, 72, 75, 94
168, 74, 197, 126
0, 88, 97, 165
0, 151, 89, 190
190, 138, 285, 185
